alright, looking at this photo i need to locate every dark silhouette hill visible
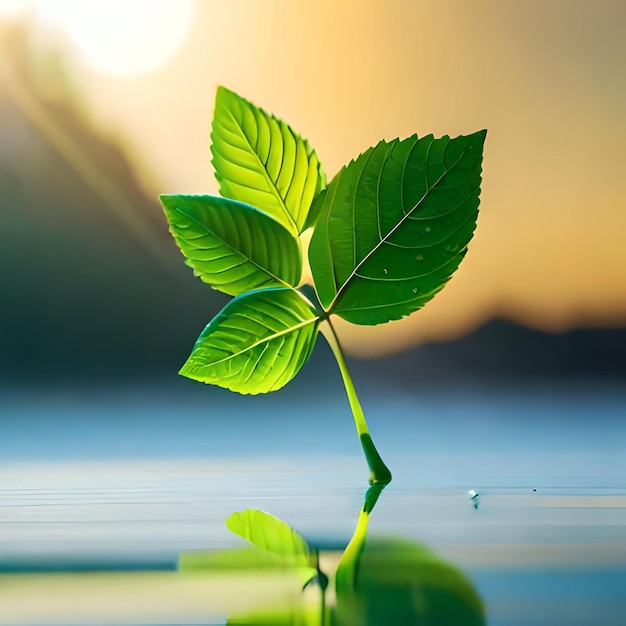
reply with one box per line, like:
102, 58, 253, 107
342, 319, 626, 393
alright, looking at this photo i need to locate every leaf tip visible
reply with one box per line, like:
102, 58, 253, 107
225, 510, 242, 534
471, 128, 488, 144
215, 84, 233, 100
215, 84, 246, 111
178, 360, 196, 381
158, 194, 179, 211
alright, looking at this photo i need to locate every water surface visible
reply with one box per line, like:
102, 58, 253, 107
1, 384, 625, 624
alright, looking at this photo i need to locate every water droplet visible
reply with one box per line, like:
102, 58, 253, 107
468, 489, 480, 510
412, 288, 417, 293
383, 268, 388, 274
416, 254, 424, 261
424, 226, 431, 233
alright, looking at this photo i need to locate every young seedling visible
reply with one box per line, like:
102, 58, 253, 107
160, 86, 485, 486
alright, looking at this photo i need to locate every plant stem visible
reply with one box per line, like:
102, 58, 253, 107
321, 318, 392, 485
334, 483, 386, 593
335, 506, 370, 593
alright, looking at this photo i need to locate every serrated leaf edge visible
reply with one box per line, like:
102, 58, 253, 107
322, 132, 485, 316
211, 86, 325, 235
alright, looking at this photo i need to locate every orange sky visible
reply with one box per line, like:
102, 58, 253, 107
9, 0, 626, 356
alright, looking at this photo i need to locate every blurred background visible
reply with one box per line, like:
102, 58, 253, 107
1, 2, 626, 624
2, 0, 626, 380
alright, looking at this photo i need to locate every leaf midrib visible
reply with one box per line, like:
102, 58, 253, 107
326, 143, 470, 314
223, 107, 299, 235
191, 317, 319, 369
175, 206, 295, 289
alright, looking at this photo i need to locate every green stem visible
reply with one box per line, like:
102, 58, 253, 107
334, 483, 386, 593
335, 507, 370, 593
322, 318, 392, 485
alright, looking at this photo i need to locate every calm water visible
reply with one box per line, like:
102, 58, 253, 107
1, 384, 625, 624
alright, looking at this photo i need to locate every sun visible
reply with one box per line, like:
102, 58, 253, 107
1, 0, 196, 78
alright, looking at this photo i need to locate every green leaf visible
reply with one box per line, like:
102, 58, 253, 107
211, 86, 325, 235
309, 131, 486, 325
334, 539, 486, 626
160, 194, 301, 296
180, 288, 319, 394
226, 509, 311, 566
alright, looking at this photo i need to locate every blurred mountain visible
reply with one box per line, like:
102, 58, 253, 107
0, 24, 229, 385
341, 319, 626, 393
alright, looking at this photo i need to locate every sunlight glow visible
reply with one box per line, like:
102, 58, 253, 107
0, 0, 29, 16
2, 0, 196, 77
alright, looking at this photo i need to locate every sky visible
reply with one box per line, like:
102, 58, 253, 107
2, 0, 625, 357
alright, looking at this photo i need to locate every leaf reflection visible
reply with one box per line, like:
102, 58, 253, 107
332, 538, 485, 626
179, 485, 485, 626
